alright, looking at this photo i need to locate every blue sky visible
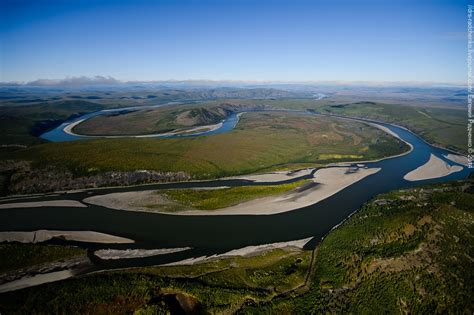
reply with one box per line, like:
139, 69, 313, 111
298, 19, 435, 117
0, 0, 468, 83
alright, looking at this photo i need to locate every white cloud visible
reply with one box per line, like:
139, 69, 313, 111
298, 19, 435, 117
25, 76, 121, 86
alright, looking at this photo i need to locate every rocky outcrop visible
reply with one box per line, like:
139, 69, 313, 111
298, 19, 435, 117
175, 103, 272, 127
0, 160, 190, 195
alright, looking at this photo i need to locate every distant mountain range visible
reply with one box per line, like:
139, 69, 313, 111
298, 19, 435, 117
0, 76, 466, 108
1, 75, 464, 88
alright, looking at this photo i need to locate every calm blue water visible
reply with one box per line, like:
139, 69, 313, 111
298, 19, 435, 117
40, 105, 240, 142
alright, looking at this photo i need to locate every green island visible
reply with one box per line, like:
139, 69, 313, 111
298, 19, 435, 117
72, 104, 234, 136
157, 179, 310, 211
1, 179, 471, 313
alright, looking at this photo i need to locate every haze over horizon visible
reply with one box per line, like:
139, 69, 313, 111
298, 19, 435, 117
0, 0, 468, 83
0, 75, 466, 87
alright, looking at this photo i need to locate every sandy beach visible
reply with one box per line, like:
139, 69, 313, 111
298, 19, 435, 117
0, 230, 134, 244
0, 200, 87, 209
95, 247, 192, 260
160, 237, 313, 266
225, 168, 314, 183
178, 166, 380, 215
0, 270, 74, 294
404, 154, 463, 181
65, 117, 223, 139
84, 190, 180, 213
84, 165, 379, 215
135, 121, 223, 138
63, 118, 86, 136
444, 153, 470, 167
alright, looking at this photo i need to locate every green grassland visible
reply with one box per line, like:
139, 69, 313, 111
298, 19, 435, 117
1, 180, 471, 313
214, 99, 467, 153
158, 179, 309, 211
2, 112, 407, 179
0, 97, 465, 155
242, 179, 474, 313
0, 248, 311, 314
318, 101, 467, 153
0, 100, 105, 146
73, 103, 231, 136
0, 88, 466, 154
0, 243, 86, 274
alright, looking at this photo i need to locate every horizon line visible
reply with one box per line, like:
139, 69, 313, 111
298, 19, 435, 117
0, 76, 465, 88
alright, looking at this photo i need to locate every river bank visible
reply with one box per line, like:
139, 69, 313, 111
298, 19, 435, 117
0, 230, 134, 244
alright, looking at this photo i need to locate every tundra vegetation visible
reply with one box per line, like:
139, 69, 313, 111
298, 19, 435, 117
0, 243, 85, 274
0, 112, 407, 195
0, 96, 465, 196
72, 103, 265, 136
193, 99, 466, 153
1, 179, 472, 313
0, 88, 466, 153
155, 179, 310, 212
0, 100, 104, 146
238, 99, 467, 154
318, 101, 466, 154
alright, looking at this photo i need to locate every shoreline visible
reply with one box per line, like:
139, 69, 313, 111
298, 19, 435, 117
315, 115, 414, 165
319, 112, 467, 157
0, 270, 75, 294
62, 108, 244, 140
84, 166, 381, 216
444, 153, 470, 167
0, 230, 135, 244
1, 112, 470, 293
174, 166, 381, 216
94, 247, 192, 260
0, 200, 87, 209
0, 116, 416, 200
160, 237, 313, 266
66, 120, 224, 139
222, 168, 314, 183
403, 154, 463, 181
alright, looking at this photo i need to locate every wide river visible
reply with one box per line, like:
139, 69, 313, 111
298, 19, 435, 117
0, 110, 472, 271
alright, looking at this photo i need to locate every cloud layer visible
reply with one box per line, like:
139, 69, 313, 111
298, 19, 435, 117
25, 76, 121, 86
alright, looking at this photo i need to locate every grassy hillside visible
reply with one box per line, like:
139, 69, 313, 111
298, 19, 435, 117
1, 180, 471, 313
0, 100, 105, 146
244, 179, 474, 313
1, 97, 465, 154
2, 112, 408, 180
0, 243, 85, 274
317, 101, 467, 153
214, 99, 466, 153
73, 103, 233, 136
0, 248, 311, 314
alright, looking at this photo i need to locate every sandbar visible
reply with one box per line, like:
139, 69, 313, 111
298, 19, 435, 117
95, 247, 192, 260
0, 230, 134, 244
161, 237, 313, 266
226, 168, 314, 183
443, 153, 470, 167
0, 270, 74, 294
404, 154, 463, 181
0, 200, 87, 209
178, 166, 380, 215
